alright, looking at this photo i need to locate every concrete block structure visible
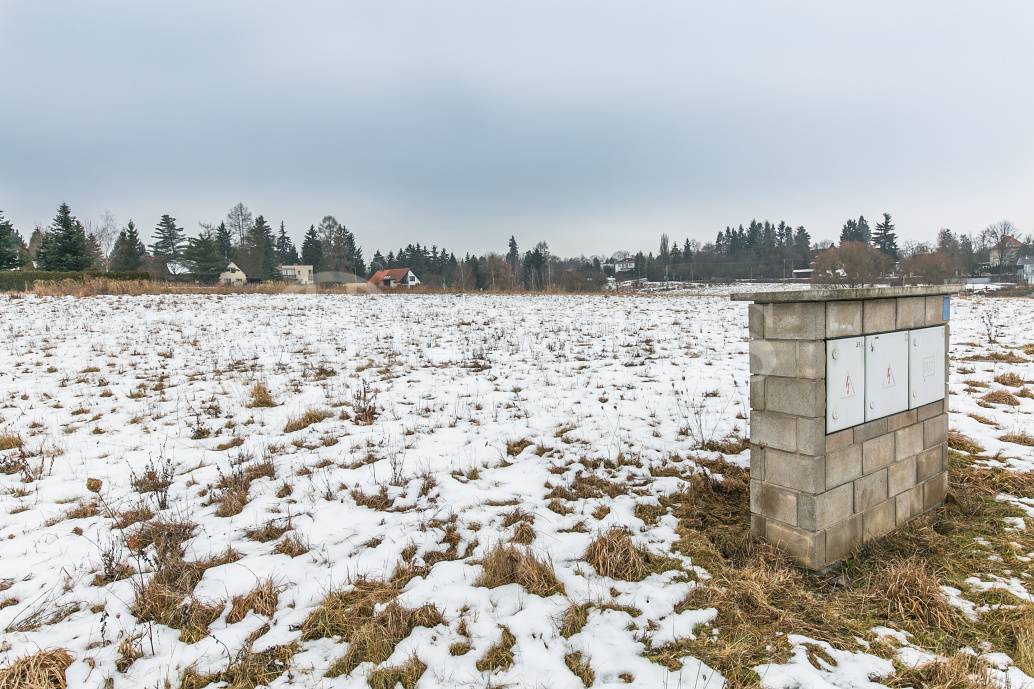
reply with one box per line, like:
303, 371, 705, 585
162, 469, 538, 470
732, 286, 958, 569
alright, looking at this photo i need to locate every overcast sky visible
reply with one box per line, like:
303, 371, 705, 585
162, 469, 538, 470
2, 2, 1032, 256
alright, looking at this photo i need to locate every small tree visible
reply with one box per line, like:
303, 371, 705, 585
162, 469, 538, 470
811, 241, 892, 287
109, 220, 147, 271
150, 214, 185, 260
37, 202, 92, 271
872, 212, 899, 259
0, 210, 25, 269
214, 222, 234, 261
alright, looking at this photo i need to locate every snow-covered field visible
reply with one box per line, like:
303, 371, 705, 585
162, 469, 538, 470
0, 291, 1031, 688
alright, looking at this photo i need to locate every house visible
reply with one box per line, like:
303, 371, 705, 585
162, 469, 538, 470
990, 235, 1024, 267
602, 257, 637, 274
219, 262, 247, 286
1019, 256, 1034, 284
368, 267, 420, 288
279, 264, 314, 285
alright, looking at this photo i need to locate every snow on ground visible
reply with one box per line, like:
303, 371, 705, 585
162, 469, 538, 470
0, 290, 1031, 688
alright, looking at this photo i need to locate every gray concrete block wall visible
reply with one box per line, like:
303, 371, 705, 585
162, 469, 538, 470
747, 292, 950, 569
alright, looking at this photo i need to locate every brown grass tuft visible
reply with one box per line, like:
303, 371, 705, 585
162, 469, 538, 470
564, 651, 595, 687
866, 557, 965, 637
475, 544, 564, 596
283, 407, 332, 433
980, 389, 1020, 406
583, 527, 676, 581
993, 371, 1025, 387
0, 648, 73, 689
273, 533, 310, 558
475, 626, 516, 672
227, 578, 282, 623
886, 652, 996, 689
247, 381, 277, 408
559, 602, 591, 637
0, 434, 22, 451
511, 521, 536, 545
1000, 431, 1034, 446
366, 654, 427, 689
947, 430, 983, 455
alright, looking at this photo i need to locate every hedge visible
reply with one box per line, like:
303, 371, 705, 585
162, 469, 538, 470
0, 270, 150, 291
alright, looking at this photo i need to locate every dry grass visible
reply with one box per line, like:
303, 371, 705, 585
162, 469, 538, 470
273, 533, 310, 557
700, 435, 750, 454
0, 648, 73, 689
866, 558, 966, 637
993, 371, 1025, 387
30, 277, 375, 297
300, 576, 443, 678
1000, 431, 1034, 446
213, 457, 275, 517
0, 434, 22, 451
511, 521, 536, 545
475, 626, 516, 672
283, 407, 332, 433
366, 654, 426, 689
564, 651, 595, 687
947, 430, 983, 455
559, 602, 591, 638
179, 643, 296, 689
583, 527, 676, 581
475, 544, 565, 596
247, 382, 276, 408
886, 652, 996, 689
227, 578, 281, 623
980, 389, 1020, 406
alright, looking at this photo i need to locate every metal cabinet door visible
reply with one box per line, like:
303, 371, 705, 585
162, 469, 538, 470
865, 331, 909, 421
909, 325, 946, 409
826, 336, 865, 433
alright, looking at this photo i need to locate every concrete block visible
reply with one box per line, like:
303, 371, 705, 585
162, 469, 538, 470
896, 296, 926, 329
895, 424, 924, 461
824, 513, 863, 562
749, 444, 765, 480
917, 399, 945, 421
886, 409, 917, 432
765, 302, 825, 340
863, 299, 896, 334
766, 377, 825, 418
797, 417, 825, 455
924, 414, 948, 449
826, 428, 854, 453
751, 512, 766, 538
797, 340, 825, 379
766, 520, 825, 569
895, 486, 923, 525
751, 480, 799, 525
922, 471, 948, 510
854, 417, 888, 444
749, 339, 797, 377
765, 449, 825, 494
925, 295, 946, 325
855, 469, 888, 512
799, 483, 854, 530
862, 433, 895, 473
748, 303, 765, 338
916, 445, 944, 482
888, 455, 917, 496
863, 499, 896, 541
750, 411, 797, 453
750, 375, 765, 411
826, 301, 863, 338
826, 443, 862, 489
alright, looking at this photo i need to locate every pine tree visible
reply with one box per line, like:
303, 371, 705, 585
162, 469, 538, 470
0, 211, 24, 269
856, 216, 871, 244
275, 222, 299, 265
150, 214, 185, 260
182, 231, 228, 283
215, 222, 234, 261
240, 215, 280, 280
370, 250, 386, 273
86, 233, 105, 270
109, 220, 146, 271
506, 236, 520, 286
301, 224, 322, 271
37, 203, 92, 271
872, 212, 899, 259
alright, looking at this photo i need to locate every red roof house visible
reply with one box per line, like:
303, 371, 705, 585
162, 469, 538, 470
368, 268, 421, 288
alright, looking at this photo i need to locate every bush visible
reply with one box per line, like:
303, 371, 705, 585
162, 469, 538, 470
0, 270, 149, 292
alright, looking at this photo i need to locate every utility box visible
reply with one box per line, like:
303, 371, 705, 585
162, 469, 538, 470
733, 286, 957, 569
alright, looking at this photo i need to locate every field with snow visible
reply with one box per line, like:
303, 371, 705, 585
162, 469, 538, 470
0, 290, 1032, 689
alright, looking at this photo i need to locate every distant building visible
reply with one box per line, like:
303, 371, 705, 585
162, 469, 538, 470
602, 257, 637, 274
219, 262, 247, 286
280, 264, 313, 285
368, 267, 420, 288
990, 236, 1024, 267
1019, 256, 1034, 284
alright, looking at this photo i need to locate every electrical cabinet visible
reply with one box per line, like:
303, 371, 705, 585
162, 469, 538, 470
909, 325, 946, 409
826, 336, 865, 433
864, 331, 909, 421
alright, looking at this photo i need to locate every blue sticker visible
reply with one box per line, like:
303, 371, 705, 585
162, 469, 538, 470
942, 296, 950, 321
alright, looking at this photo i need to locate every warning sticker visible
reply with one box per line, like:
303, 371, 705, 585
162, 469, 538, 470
842, 375, 856, 399
882, 365, 896, 389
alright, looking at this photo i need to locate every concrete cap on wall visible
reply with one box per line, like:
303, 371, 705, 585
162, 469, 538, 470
729, 285, 962, 303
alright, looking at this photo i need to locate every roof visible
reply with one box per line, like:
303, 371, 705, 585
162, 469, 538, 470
222, 262, 245, 274
368, 268, 414, 284
1001, 236, 1025, 248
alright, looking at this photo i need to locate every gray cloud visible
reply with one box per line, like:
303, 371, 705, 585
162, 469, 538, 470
2, 1, 1032, 256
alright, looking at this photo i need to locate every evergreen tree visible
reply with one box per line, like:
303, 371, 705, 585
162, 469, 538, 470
856, 216, 871, 244
182, 231, 228, 283
109, 220, 146, 271
215, 222, 234, 261
506, 236, 520, 286
37, 202, 92, 271
274, 221, 299, 265
301, 224, 322, 271
872, 212, 899, 259
86, 233, 105, 270
240, 215, 280, 280
150, 214, 185, 260
0, 211, 24, 269
369, 250, 386, 273
28, 227, 45, 258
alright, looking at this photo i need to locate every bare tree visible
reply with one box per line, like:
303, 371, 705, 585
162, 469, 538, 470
225, 202, 253, 246
982, 220, 1019, 269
